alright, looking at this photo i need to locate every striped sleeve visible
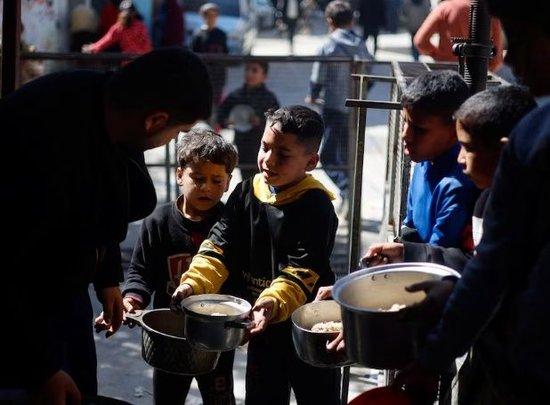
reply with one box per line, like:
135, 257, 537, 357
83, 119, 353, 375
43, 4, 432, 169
180, 239, 229, 295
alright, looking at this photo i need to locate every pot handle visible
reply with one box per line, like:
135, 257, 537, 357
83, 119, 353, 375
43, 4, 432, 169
225, 320, 252, 329
124, 310, 146, 328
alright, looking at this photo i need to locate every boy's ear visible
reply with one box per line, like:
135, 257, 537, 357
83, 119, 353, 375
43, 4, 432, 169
306, 153, 320, 172
144, 111, 170, 134
176, 167, 185, 186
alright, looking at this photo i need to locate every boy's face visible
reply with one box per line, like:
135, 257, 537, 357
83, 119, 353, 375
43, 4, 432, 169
177, 161, 231, 213
257, 123, 319, 189
456, 120, 505, 189
401, 107, 457, 162
245, 63, 267, 88
203, 9, 218, 28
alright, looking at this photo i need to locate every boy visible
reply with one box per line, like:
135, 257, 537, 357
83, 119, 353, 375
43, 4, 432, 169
400, 70, 478, 248
122, 130, 239, 405
308, 0, 372, 205
191, 2, 228, 106
364, 86, 536, 403
217, 61, 280, 181
172, 106, 340, 405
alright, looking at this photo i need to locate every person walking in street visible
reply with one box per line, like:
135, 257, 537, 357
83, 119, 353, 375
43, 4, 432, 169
401, 0, 431, 61
278, 0, 301, 54
358, 0, 385, 55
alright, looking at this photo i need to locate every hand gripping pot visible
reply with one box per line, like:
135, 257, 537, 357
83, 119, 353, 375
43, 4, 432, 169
291, 300, 354, 368
124, 309, 220, 375
332, 263, 460, 370
181, 294, 252, 352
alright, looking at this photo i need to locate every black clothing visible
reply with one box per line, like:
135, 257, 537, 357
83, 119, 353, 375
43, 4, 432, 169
191, 27, 228, 104
1, 71, 156, 390
123, 199, 236, 404
246, 321, 340, 405
153, 350, 235, 405
217, 84, 280, 180
123, 200, 224, 308
420, 102, 550, 399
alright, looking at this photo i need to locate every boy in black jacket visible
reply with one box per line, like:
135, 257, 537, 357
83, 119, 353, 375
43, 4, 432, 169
172, 105, 340, 405
122, 129, 239, 405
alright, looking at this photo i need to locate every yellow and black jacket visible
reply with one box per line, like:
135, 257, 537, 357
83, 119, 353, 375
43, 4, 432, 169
181, 174, 338, 323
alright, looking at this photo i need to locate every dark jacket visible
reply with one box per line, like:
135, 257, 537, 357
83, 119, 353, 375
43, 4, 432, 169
419, 102, 550, 397
182, 175, 338, 323
1, 71, 156, 388
123, 199, 226, 309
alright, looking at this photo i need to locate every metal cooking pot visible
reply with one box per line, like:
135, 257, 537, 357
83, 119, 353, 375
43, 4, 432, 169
333, 263, 460, 370
181, 294, 251, 352
125, 309, 220, 375
291, 300, 353, 368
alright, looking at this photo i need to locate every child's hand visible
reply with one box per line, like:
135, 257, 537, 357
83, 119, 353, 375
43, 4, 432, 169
170, 283, 194, 311
361, 242, 404, 267
314, 286, 333, 301
249, 299, 275, 336
326, 330, 345, 353
123, 296, 143, 313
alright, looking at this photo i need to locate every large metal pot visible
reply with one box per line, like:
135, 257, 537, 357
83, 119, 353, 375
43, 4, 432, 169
125, 309, 220, 375
181, 294, 251, 352
291, 300, 353, 368
333, 263, 460, 370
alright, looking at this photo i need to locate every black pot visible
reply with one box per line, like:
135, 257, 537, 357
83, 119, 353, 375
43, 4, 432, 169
125, 309, 220, 375
333, 263, 460, 370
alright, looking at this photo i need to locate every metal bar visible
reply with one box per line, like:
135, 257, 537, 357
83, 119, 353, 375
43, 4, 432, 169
348, 106, 368, 272
1, 0, 21, 97
341, 366, 351, 404
345, 100, 402, 110
351, 74, 397, 83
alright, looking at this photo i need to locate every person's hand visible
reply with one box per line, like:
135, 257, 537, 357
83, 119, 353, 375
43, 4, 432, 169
31, 370, 81, 405
94, 287, 123, 338
81, 44, 92, 53
123, 296, 143, 314
248, 299, 275, 336
393, 362, 439, 405
314, 286, 333, 301
401, 279, 456, 324
170, 283, 194, 311
326, 330, 345, 353
361, 242, 404, 267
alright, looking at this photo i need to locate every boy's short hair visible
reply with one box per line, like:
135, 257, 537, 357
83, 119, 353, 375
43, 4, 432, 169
325, 1, 354, 27
265, 105, 324, 152
200, 2, 219, 16
177, 128, 238, 174
455, 85, 536, 147
247, 60, 269, 75
107, 48, 212, 124
401, 70, 470, 121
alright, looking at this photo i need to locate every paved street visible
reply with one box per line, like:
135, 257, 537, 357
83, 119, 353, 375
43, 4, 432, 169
93, 15, 423, 404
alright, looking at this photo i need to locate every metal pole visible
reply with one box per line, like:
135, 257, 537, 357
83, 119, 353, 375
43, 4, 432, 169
165, 143, 171, 202
1, 0, 21, 97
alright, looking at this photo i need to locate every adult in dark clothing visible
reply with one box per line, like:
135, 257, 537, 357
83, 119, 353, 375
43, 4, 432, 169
217, 61, 280, 181
358, 0, 385, 54
153, 0, 184, 48
123, 130, 239, 404
0, 48, 212, 403
278, 0, 301, 54
191, 3, 229, 106
395, 1, 550, 402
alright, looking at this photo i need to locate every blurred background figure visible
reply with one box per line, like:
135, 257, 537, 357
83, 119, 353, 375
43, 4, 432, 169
191, 3, 229, 108
278, 0, 301, 54
82, 0, 152, 54
414, 0, 504, 71
98, 0, 121, 37
357, 0, 385, 56
152, 0, 184, 48
400, 0, 431, 61
70, 3, 99, 52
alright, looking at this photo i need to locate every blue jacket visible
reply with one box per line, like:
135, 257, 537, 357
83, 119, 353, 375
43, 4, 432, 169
419, 102, 550, 393
403, 143, 478, 247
